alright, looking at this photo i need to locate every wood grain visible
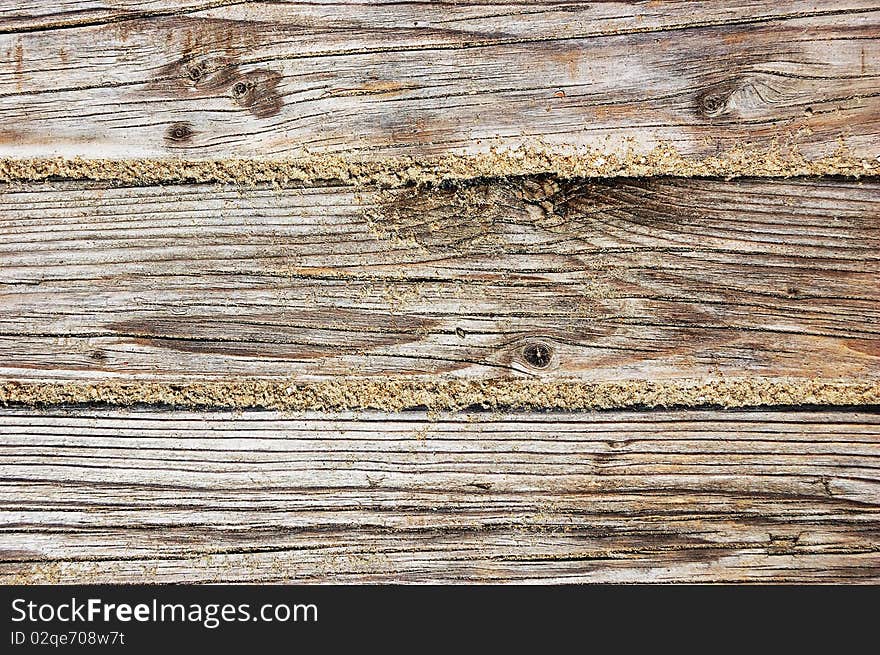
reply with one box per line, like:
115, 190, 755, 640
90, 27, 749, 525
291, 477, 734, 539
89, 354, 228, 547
1, 177, 878, 384
0, 1, 878, 159
0, 407, 877, 583
2, 2, 879, 586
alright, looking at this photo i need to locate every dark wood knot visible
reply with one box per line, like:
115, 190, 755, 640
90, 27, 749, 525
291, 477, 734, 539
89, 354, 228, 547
699, 92, 729, 117
229, 70, 284, 118
522, 341, 554, 369
231, 81, 250, 99
187, 63, 206, 83
785, 286, 803, 299
696, 82, 737, 118
165, 122, 194, 143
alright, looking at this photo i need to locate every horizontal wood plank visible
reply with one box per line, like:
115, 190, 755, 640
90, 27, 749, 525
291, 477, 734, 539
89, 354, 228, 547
0, 407, 877, 583
0, 178, 878, 391
0, 1, 878, 163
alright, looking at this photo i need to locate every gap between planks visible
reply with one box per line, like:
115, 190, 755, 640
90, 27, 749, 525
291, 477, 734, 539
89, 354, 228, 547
1, 145, 880, 188
3, 378, 880, 413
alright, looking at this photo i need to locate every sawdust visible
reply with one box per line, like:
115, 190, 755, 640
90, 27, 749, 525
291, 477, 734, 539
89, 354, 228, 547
362, 182, 507, 253
2, 378, 878, 412
1, 141, 878, 187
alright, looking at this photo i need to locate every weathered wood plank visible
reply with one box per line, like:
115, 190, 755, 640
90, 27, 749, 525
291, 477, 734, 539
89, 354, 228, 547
4, 0, 877, 36
0, 1, 878, 163
0, 178, 878, 391
0, 407, 877, 583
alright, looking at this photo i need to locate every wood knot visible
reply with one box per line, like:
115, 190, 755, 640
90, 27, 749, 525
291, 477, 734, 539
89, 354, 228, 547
150, 55, 284, 119
697, 86, 734, 118
186, 63, 206, 83
522, 341, 554, 369
697, 76, 784, 119
230, 71, 284, 118
785, 286, 802, 299
165, 121, 194, 144
231, 81, 250, 99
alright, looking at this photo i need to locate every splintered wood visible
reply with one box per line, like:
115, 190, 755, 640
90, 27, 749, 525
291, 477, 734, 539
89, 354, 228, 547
0, 1, 878, 583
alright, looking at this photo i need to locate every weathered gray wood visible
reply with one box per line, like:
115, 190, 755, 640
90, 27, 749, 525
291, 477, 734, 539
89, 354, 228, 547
2, 1, 879, 587
0, 407, 877, 583
3, 0, 875, 35
0, 1, 878, 160
1, 178, 878, 384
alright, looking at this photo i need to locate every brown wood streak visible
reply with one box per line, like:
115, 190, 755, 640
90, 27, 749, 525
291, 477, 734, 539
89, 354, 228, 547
0, 177, 878, 382
0, 2, 878, 158
0, 407, 877, 583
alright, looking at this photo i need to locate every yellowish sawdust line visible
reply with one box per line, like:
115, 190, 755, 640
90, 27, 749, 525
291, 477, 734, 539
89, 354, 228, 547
1, 142, 878, 188
2, 378, 878, 412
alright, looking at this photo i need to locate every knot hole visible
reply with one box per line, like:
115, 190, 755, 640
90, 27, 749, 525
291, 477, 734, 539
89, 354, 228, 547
522, 342, 554, 369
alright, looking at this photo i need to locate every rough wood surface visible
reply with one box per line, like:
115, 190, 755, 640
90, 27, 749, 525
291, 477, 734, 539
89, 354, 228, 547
1, 178, 878, 389
1, 407, 877, 583
2, 1, 879, 586
1, 1, 878, 163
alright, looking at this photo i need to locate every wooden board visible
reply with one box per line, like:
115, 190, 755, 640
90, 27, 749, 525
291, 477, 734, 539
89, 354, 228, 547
2, 2, 879, 586
1, 178, 878, 385
1, 407, 877, 583
1, 1, 878, 160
